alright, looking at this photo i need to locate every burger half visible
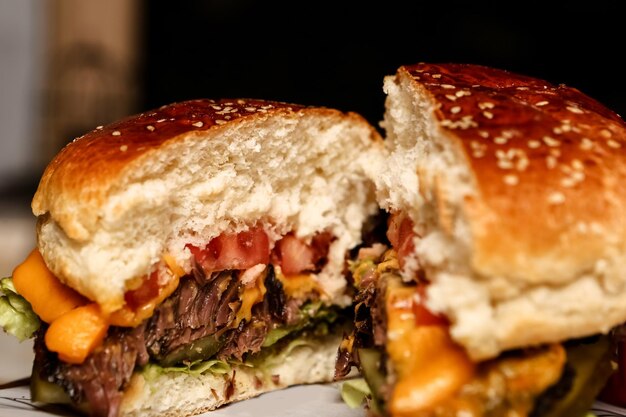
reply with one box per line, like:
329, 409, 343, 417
336, 63, 625, 417
0, 99, 382, 417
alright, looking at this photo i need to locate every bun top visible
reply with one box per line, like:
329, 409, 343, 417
381, 63, 626, 359
33, 99, 307, 240
396, 63, 626, 287
33, 98, 381, 311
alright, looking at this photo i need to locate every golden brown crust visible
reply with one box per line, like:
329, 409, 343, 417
32, 99, 377, 242
398, 63, 626, 285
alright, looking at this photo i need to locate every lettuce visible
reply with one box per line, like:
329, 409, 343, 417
0, 277, 40, 341
143, 359, 232, 380
341, 378, 371, 409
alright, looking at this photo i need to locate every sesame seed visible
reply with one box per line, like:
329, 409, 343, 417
245, 107, 257, 112
528, 140, 541, 149
192, 121, 204, 128
516, 157, 529, 171
547, 191, 566, 205
482, 111, 494, 119
497, 160, 513, 169
215, 120, 227, 125
450, 106, 461, 114
157, 119, 166, 123
455, 90, 471, 97
445, 94, 457, 101
601, 129, 612, 138
96, 125, 103, 130
546, 156, 558, 169
440, 115, 478, 129
550, 148, 561, 157
567, 106, 584, 114
553, 127, 563, 135
561, 178, 576, 188
479, 131, 489, 138
580, 138, 593, 150
572, 171, 585, 182
119, 145, 128, 152
543, 136, 561, 147
237, 99, 246, 104
441, 84, 455, 89
211, 105, 222, 110
536, 101, 549, 106
494, 136, 508, 145
478, 102, 495, 110
572, 159, 584, 171
516, 86, 529, 91
432, 73, 442, 78
607, 139, 621, 149
414, 75, 421, 80
503, 174, 519, 185
112, 131, 121, 136
146, 125, 155, 132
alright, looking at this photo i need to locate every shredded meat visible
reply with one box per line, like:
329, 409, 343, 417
34, 263, 291, 417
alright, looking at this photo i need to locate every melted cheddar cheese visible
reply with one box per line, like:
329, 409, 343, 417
385, 277, 475, 416
234, 272, 267, 327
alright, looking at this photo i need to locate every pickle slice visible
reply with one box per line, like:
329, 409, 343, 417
534, 336, 614, 417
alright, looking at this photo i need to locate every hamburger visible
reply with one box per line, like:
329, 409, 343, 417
0, 98, 383, 417
336, 63, 625, 416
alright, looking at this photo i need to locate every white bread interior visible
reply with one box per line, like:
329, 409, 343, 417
377, 72, 626, 361
36, 107, 382, 312
120, 331, 340, 417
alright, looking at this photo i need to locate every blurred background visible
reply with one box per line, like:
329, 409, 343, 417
0, 0, 625, 275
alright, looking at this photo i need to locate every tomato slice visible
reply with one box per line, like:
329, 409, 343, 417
274, 232, 333, 275
387, 213, 417, 270
187, 226, 270, 273
124, 271, 160, 311
413, 285, 448, 327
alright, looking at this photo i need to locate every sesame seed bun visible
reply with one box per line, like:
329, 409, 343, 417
374, 63, 626, 360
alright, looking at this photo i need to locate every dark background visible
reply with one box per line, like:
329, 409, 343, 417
143, 1, 625, 128
1, 1, 623, 204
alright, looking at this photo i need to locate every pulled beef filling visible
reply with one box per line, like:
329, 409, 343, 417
34, 264, 314, 417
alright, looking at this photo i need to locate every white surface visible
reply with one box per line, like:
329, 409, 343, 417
0, 379, 364, 417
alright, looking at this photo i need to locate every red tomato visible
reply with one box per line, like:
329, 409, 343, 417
188, 226, 270, 272
413, 286, 448, 327
273, 232, 333, 275
124, 271, 160, 310
387, 213, 417, 270
274, 234, 315, 275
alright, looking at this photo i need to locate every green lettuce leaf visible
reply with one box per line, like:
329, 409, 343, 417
0, 277, 40, 341
341, 378, 371, 409
143, 359, 232, 380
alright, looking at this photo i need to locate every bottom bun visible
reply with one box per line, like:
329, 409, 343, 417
120, 332, 341, 417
